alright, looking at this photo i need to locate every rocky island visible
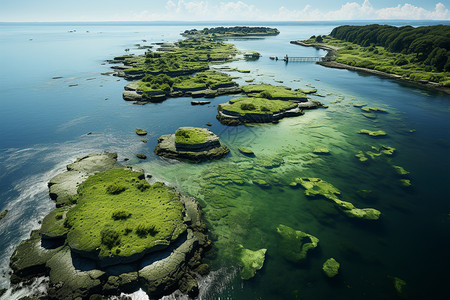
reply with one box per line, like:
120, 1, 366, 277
9, 153, 210, 299
154, 127, 229, 162
217, 84, 323, 125
109, 35, 245, 104
182, 26, 280, 38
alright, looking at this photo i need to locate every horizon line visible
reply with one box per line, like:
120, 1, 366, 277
1, 19, 449, 24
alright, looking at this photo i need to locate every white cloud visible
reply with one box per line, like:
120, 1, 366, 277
128, 0, 449, 21
377, 2, 449, 20
275, 0, 449, 21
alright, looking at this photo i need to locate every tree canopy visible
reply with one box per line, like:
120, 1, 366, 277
330, 24, 450, 72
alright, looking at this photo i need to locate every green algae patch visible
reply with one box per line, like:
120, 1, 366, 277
224, 97, 297, 116
358, 129, 387, 137
295, 178, 341, 201
352, 102, 367, 107
362, 112, 377, 119
400, 179, 412, 187
242, 84, 307, 101
295, 178, 381, 220
175, 127, 210, 145
393, 165, 410, 176
238, 147, 255, 156
390, 276, 408, 298
65, 169, 185, 258
380, 145, 396, 156
299, 88, 317, 94
322, 258, 340, 278
356, 145, 396, 163
238, 245, 267, 280
355, 151, 369, 162
276, 224, 319, 263
361, 106, 387, 113
313, 147, 330, 155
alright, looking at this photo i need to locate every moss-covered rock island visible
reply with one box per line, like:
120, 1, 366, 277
154, 127, 230, 162
217, 84, 324, 125
111, 35, 244, 103
9, 153, 210, 299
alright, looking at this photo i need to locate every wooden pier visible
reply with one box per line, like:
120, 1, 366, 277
282, 56, 331, 62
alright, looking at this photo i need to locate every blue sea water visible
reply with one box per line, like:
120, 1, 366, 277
0, 21, 449, 299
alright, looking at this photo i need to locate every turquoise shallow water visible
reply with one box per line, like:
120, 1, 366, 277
0, 22, 449, 300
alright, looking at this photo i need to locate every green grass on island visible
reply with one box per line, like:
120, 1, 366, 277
242, 84, 308, 101
223, 97, 297, 116
175, 127, 210, 145
182, 26, 280, 38
136, 71, 235, 95
59, 169, 185, 258
124, 38, 237, 76
302, 24, 450, 86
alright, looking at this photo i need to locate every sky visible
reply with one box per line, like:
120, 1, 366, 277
0, 0, 449, 22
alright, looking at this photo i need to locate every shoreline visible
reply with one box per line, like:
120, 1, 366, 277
290, 40, 450, 95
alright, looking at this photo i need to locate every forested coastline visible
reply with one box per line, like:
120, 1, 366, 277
330, 24, 450, 72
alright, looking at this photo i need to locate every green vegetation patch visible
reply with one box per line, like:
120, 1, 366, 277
238, 245, 267, 280
361, 106, 387, 113
277, 224, 319, 263
125, 38, 237, 76
175, 128, 210, 145
137, 71, 235, 95
65, 169, 185, 258
224, 97, 297, 116
323, 258, 340, 278
295, 177, 381, 220
242, 84, 307, 101
358, 129, 387, 137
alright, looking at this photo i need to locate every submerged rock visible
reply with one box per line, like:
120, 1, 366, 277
389, 276, 408, 298
400, 179, 412, 187
238, 147, 255, 156
295, 177, 381, 220
154, 127, 229, 162
136, 128, 147, 136
380, 145, 396, 156
313, 147, 330, 155
238, 245, 267, 280
136, 153, 147, 159
276, 224, 319, 263
322, 258, 340, 278
362, 112, 377, 119
355, 151, 369, 162
0, 210, 8, 221
393, 165, 410, 176
361, 106, 387, 113
358, 129, 387, 137
191, 100, 211, 105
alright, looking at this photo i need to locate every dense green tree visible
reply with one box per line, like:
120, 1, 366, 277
330, 24, 450, 71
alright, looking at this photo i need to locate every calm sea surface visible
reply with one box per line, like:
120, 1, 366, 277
0, 22, 449, 300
